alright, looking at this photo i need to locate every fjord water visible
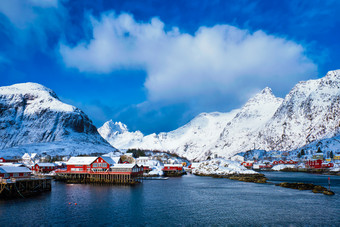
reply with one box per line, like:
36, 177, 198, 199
0, 172, 339, 226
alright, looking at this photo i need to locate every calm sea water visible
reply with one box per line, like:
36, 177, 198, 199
0, 172, 339, 226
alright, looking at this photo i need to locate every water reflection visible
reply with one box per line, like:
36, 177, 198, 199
0, 173, 339, 226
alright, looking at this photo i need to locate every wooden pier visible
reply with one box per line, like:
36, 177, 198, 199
55, 172, 143, 185
0, 177, 51, 199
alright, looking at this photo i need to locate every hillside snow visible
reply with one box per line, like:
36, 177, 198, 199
0, 82, 116, 156
101, 70, 340, 161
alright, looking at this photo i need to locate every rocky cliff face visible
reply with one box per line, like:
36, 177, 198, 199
0, 83, 116, 156
99, 70, 340, 161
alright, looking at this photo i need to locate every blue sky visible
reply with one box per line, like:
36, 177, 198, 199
0, 0, 339, 134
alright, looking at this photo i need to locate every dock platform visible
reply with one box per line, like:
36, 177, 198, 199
0, 177, 51, 199
55, 172, 143, 185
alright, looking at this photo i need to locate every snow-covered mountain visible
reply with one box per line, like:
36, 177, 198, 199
99, 70, 340, 161
0, 82, 116, 157
98, 120, 145, 150
258, 70, 340, 151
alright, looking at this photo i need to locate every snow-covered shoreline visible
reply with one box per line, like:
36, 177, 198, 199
192, 159, 257, 175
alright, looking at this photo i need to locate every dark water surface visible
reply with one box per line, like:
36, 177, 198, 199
0, 172, 339, 226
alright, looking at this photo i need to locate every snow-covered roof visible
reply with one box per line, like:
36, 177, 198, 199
31, 153, 38, 159
100, 156, 115, 165
137, 156, 150, 160
35, 163, 56, 167
0, 163, 26, 167
111, 164, 137, 169
164, 164, 183, 167
0, 166, 31, 173
111, 157, 121, 164
22, 153, 31, 159
67, 157, 98, 165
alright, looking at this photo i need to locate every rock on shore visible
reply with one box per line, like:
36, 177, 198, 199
276, 182, 335, 195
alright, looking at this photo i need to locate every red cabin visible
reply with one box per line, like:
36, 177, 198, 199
162, 164, 183, 171
259, 164, 273, 168
110, 164, 143, 176
33, 163, 57, 173
241, 162, 254, 168
305, 160, 323, 169
321, 163, 334, 168
272, 161, 279, 165
142, 165, 151, 173
65, 156, 112, 173
0, 166, 32, 179
0, 158, 6, 163
279, 160, 285, 164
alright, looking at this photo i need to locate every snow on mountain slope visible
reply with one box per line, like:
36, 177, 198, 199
99, 70, 340, 161
157, 110, 240, 160
258, 70, 340, 151
98, 120, 145, 149
0, 82, 116, 156
210, 87, 283, 159
99, 111, 239, 155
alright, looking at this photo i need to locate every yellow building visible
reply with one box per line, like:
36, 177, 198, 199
334, 155, 340, 160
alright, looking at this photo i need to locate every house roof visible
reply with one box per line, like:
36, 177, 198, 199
137, 156, 150, 160
100, 156, 115, 165
110, 164, 137, 169
22, 153, 31, 159
35, 163, 56, 167
31, 153, 38, 159
0, 163, 26, 167
111, 157, 121, 164
67, 157, 98, 165
164, 164, 183, 167
0, 166, 31, 173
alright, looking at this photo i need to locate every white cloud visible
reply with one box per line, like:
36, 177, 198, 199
59, 12, 317, 107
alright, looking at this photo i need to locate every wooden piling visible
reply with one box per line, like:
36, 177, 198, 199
0, 178, 51, 199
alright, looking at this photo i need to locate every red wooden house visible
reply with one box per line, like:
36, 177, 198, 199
305, 160, 333, 169
163, 164, 183, 171
33, 163, 57, 173
241, 161, 254, 168
287, 160, 298, 164
162, 164, 184, 175
305, 160, 323, 169
110, 164, 143, 176
0, 166, 32, 179
65, 156, 113, 173
259, 164, 273, 169
321, 162, 334, 168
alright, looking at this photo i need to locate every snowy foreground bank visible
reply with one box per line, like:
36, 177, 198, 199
192, 159, 257, 175
192, 158, 257, 175
192, 159, 267, 183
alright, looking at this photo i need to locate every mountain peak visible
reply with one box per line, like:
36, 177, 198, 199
0, 82, 115, 153
244, 87, 280, 108
260, 87, 273, 95
325, 69, 340, 81
102, 120, 128, 134
0, 82, 58, 99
